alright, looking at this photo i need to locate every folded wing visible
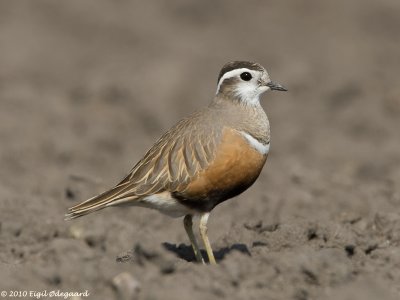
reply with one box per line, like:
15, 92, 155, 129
65, 112, 220, 219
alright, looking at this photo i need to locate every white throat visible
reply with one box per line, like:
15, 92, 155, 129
233, 86, 262, 105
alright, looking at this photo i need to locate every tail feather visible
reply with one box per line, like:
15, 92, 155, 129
64, 183, 138, 220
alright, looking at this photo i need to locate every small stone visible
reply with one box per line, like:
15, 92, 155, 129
68, 225, 84, 239
244, 220, 278, 233
116, 250, 134, 263
112, 272, 140, 300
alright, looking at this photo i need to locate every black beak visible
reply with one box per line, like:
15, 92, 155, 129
266, 81, 288, 92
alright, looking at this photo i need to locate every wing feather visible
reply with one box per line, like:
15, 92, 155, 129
66, 109, 222, 219
117, 112, 222, 197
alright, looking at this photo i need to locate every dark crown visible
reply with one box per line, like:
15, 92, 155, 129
217, 61, 265, 83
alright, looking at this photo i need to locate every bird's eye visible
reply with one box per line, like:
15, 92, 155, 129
240, 72, 252, 81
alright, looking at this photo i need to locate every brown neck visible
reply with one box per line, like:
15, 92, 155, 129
208, 96, 270, 145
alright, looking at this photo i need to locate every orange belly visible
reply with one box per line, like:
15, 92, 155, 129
173, 128, 268, 211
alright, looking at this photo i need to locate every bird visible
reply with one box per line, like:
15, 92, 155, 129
65, 61, 287, 264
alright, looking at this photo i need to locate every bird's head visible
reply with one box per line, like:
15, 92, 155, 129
216, 61, 287, 105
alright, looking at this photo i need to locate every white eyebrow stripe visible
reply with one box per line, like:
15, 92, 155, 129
239, 131, 270, 155
216, 68, 253, 94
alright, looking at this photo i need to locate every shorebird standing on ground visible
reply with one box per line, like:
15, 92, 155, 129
65, 61, 287, 264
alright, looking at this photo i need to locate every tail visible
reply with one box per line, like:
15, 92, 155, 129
65, 182, 138, 220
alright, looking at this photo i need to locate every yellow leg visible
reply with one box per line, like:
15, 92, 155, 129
183, 215, 205, 264
199, 212, 217, 265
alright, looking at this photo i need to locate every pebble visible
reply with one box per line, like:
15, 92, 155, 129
112, 272, 140, 300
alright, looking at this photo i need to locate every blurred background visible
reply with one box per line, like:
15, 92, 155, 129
1, 1, 399, 299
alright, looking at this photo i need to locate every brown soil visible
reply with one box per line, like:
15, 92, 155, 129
1, 1, 400, 299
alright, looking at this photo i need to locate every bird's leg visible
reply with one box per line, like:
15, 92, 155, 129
199, 212, 217, 265
183, 215, 205, 264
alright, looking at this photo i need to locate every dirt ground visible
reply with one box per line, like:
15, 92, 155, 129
1, 1, 400, 299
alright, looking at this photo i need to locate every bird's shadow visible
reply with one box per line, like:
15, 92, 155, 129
162, 242, 251, 263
